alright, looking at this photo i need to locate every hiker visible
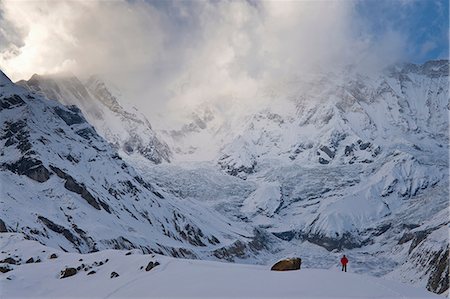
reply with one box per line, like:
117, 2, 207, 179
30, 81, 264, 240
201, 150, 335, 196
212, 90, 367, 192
341, 255, 348, 272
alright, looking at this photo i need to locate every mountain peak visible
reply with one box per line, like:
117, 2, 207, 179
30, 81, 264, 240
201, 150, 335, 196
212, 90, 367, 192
0, 70, 14, 86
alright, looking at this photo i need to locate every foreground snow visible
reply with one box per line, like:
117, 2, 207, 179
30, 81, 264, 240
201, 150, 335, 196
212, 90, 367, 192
0, 234, 441, 298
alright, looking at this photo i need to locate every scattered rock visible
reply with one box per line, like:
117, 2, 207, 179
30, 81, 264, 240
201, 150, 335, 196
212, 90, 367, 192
87, 270, 96, 275
25, 257, 34, 264
0, 257, 18, 265
49, 253, 58, 259
145, 261, 160, 271
271, 258, 302, 271
60, 267, 77, 278
110, 271, 119, 278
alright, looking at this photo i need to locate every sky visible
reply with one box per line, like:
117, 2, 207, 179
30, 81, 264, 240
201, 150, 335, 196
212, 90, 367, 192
0, 0, 448, 122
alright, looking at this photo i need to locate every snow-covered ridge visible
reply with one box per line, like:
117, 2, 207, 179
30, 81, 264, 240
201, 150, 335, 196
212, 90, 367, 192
0, 70, 265, 261
133, 60, 449, 294
1, 59, 448, 295
17, 73, 171, 164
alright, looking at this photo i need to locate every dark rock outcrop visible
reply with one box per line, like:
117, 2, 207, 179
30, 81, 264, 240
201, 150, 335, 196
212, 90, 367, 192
145, 261, 160, 271
110, 271, 119, 278
50, 166, 101, 210
427, 249, 449, 294
54, 106, 85, 126
0, 95, 25, 110
5, 157, 50, 183
38, 216, 81, 246
0, 219, 7, 232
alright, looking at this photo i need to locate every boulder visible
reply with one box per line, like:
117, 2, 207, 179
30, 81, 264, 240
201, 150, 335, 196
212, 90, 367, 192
270, 258, 302, 271
110, 271, 119, 278
0, 265, 12, 273
145, 261, 160, 271
0, 257, 18, 265
49, 253, 58, 259
60, 267, 77, 278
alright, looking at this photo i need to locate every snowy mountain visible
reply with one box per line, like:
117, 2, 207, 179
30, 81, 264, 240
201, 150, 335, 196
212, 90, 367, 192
134, 60, 449, 294
0, 70, 273, 262
1, 60, 448, 296
17, 74, 171, 164
0, 233, 441, 299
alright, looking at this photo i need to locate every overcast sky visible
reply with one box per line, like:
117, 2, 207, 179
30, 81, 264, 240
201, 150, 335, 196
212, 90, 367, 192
0, 0, 448, 122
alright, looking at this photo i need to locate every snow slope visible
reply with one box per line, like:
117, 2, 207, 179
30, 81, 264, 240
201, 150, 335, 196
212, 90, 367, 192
17, 74, 171, 164
0, 233, 441, 299
0, 70, 262, 260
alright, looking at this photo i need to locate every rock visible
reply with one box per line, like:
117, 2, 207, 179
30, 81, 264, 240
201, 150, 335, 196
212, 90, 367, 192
0, 265, 12, 273
54, 106, 85, 126
25, 257, 34, 264
145, 261, 160, 271
87, 270, 96, 275
0, 219, 7, 232
49, 253, 58, 259
125, 251, 132, 255
5, 157, 50, 182
318, 157, 329, 164
60, 267, 77, 278
271, 258, 302, 271
110, 271, 119, 278
0, 257, 18, 265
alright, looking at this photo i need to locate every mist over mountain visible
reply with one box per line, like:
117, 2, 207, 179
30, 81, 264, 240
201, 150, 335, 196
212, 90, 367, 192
2, 59, 448, 296
0, 0, 448, 298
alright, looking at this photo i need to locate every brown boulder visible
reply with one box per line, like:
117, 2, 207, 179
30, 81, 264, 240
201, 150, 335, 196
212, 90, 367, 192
0, 265, 12, 273
270, 257, 302, 271
60, 267, 77, 278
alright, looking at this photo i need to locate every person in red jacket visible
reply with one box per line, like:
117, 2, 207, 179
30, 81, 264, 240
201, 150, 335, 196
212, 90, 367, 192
341, 255, 348, 272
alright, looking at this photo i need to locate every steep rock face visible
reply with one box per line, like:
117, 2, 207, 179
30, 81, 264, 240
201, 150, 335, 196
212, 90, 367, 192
17, 74, 171, 164
0, 71, 258, 258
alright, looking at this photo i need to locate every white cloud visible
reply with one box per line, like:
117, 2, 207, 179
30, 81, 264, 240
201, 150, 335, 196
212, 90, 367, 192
0, 0, 408, 123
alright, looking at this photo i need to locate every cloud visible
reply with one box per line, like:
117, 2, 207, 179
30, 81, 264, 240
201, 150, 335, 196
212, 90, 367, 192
0, 0, 413, 123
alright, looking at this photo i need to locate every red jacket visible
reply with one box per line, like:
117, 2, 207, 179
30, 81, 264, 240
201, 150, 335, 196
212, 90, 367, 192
341, 256, 348, 265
